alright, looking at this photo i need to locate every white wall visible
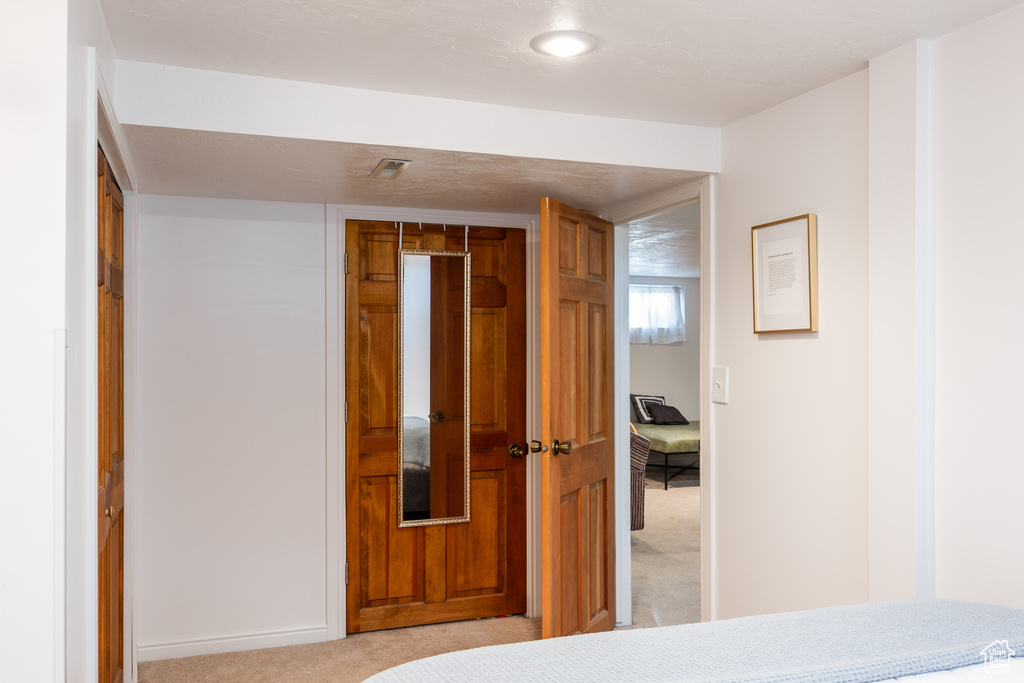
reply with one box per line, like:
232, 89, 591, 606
629, 276, 701, 420
115, 61, 720, 173
931, 4, 1024, 610
0, 4, 68, 681
866, 41, 933, 603
136, 196, 328, 659
713, 71, 869, 618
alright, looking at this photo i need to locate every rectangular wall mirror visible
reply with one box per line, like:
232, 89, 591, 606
398, 249, 471, 527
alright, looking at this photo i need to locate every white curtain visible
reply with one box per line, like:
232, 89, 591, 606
629, 285, 686, 344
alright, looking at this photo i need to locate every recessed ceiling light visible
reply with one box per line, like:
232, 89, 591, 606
529, 30, 599, 58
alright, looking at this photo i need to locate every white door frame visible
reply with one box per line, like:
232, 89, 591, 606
600, 175, 715, 625
66, 47, 141, 683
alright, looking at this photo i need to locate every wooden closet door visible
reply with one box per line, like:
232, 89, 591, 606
345, 221, 526, 632
97, 147, 125, 683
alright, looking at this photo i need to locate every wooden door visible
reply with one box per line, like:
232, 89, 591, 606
345, 221, 526, 632
97, 147, 125, 683
540, 198, 616, 638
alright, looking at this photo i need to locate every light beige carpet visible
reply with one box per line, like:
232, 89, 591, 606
138, 616, 541, 683
624, 472, 701, 629
139, 475, 700, 682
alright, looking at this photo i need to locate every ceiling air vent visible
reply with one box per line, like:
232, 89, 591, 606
369, 158, 412, 180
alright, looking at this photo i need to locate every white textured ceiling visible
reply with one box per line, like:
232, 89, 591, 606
103, 0, 1021, 261
629, 202, 701, 278
100, 0, 1023, 126
123, 126, 706, 214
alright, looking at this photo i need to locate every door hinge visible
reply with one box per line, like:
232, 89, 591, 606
345, 562, 349, 585
344, 252, 349, 274
344, 401, 348, 423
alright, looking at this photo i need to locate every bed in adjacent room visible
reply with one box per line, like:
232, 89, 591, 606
365, 600, 1024, 682
631, 420, 700, 488
630, 393, 700, 489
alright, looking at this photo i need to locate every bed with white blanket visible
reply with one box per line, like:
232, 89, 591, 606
366, 600, 1024, 682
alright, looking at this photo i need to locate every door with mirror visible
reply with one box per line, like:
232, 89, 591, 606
345, 220, 526, 632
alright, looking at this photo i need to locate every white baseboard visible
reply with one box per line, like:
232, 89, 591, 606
138, 623, 328, 661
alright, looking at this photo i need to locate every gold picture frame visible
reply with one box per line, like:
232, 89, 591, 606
751, 214, 818, 333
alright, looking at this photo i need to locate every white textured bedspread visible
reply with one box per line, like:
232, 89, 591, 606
365, 600, 1024, 682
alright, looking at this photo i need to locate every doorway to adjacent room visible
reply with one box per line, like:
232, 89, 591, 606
624, 199, 703, 629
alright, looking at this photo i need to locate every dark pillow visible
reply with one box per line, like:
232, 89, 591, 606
630, 394, 664, 424
649, 404, 689, 425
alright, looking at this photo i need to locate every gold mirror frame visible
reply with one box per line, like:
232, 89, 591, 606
397, 249, 472, 527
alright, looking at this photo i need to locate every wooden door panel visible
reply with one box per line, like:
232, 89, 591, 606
559, 219, 578, 275
358, 281, 403, 306
587, 227, 606, 281
359, 304, 398, 436
347, 221, 526, 633
541, 198, 615, 639
361, 476, 422, 606
587, 480, 610, 627
357, 449, 398, 476
422, 526, 446, 604
361, 233, 424, 281
470, 308, 506, 432
558, 491, 580, 637
98, 487, 110, 553
446, 455, 466, 521
110, 459, 125, 518
358, 593, 510, 632
588, 304, 607, 443
110, 294, 123, 459
448, 471, 505, 598
107, 512, 124, 677
97, 158, 111, 476
463, 233, 506, 283
445, 309, 466, 421
558, 301, 579, 445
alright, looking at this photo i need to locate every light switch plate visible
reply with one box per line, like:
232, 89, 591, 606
712, 366, 729, 404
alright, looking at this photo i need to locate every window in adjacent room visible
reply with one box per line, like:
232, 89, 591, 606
629, 284, 685, 344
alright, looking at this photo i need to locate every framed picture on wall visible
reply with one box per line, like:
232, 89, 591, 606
751, 214, 818, 333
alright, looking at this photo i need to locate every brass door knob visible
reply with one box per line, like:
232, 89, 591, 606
508, 443, 525, 458
552, 439, 572, 455
529, 440, 548, 453
428, 411, 445, 423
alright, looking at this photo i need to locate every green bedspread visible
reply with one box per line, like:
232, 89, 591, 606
632, 421, 700, 454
